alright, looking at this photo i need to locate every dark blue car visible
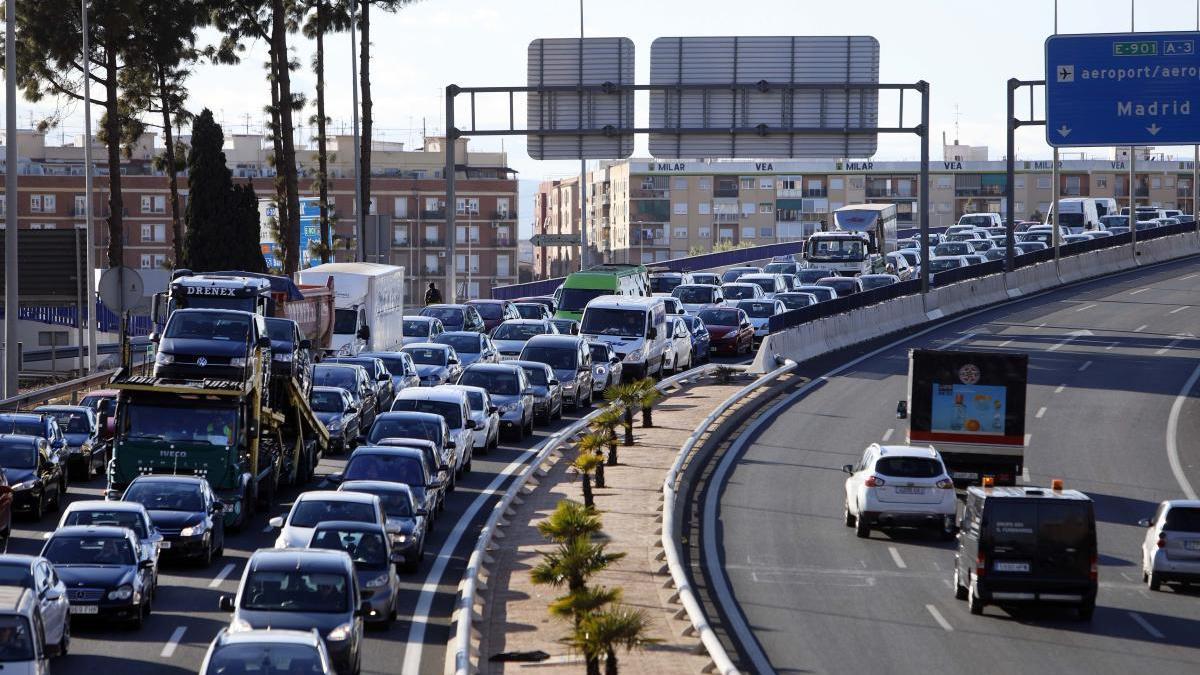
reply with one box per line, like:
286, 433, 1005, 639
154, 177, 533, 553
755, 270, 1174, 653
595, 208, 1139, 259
680, 315, 711, 364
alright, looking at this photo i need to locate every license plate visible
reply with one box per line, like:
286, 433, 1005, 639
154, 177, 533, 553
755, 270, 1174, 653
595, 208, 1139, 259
158, 541, 171, 549
994, 561, 1031, 573
69, 605, 99, 615
952, 471, 978, 480
1185, 540, 1200, 551
895, 487, 927, 495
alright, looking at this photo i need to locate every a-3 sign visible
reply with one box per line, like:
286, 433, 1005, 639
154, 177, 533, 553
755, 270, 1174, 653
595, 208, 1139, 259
1046, 31, 1200, 147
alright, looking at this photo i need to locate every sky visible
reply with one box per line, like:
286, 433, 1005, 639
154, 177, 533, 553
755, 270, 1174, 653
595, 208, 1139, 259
6, 0, 1200, 236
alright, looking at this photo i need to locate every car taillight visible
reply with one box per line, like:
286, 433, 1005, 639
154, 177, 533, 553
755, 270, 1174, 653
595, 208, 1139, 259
865, 475, 886, 487
1089, 553, 1098, 581
976, 552, 986, 578
935, 478, 954, 489
1157, 536, 1166, 549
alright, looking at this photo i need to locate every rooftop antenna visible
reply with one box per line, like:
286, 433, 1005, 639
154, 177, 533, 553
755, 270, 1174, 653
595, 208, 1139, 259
953, 104, 961, 145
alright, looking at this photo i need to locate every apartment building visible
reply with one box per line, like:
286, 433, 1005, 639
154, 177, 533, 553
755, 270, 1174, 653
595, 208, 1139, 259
0, 130, 519, 302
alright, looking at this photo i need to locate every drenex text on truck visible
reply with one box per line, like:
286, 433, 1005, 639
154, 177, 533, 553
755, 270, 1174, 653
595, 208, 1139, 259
803, 203, 897, 276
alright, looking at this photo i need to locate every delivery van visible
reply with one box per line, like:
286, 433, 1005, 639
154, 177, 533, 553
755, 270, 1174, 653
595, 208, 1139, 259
579, 296, 667, 379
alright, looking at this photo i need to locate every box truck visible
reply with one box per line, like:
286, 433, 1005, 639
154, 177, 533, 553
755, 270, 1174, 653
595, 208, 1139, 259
298, 263, 405, 355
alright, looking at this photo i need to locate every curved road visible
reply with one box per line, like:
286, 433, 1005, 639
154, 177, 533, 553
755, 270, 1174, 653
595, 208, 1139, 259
706, 258, 1200, 675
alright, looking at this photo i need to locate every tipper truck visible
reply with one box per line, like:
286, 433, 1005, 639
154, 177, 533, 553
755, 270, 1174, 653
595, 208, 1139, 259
297, 263, 405, 355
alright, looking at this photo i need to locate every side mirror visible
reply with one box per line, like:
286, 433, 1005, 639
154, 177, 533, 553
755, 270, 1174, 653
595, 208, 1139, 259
465, 419, 477, 430
416, 508, 429, 517
390, 550, 404, 563
299, 339, 312, 350
1138, 518, 1152, 528
356, 601, 371, 618
647, 327, 658, 340
347, 404, 359, 413
149, 332, 161, 343
610, 356, 620, 365
488, 405, 498, 414
841, 464, 855, 475
218, 596, 235, 612
326, 472, 344, 484
211, 502, 225, 513
357, 325, 371, 340
268, 516, 284, 529
258, 336, 271, 349
139, 559, 155, 570
377, 373, 390, 382
354, 435, 367, 446
548, 379, 559, 386
43, 587, 62, 602
447, 440, 457, 450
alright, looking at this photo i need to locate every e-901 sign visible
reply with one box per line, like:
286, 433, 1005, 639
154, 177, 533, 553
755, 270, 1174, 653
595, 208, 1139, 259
1114, 41, 1157, 56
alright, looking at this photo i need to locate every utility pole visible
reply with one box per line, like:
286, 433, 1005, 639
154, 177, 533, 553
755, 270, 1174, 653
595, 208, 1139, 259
5, 0, 20, 396
351, 0, 364, 262
83, 0, 98, 374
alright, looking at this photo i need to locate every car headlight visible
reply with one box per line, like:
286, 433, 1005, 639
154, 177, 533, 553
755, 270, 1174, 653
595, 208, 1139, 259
562, 380, 576, 391
11, 480, 37, 492
327, 419, 343, 433
365, 573, 390, 589
595, 366, 607, 376
179, 522, 207, 537
623, 348, 643, 363
154, 352, 174, 366
273, 353, 293, 362
327, 622, 354, 641
391, 533, 409, 544
497, 403, 516, 414
107, 584, 134, 601
229, 357, 248, 368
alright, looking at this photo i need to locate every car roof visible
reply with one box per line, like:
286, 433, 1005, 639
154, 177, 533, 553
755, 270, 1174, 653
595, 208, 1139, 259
396, 387, 467, 403
440, 384, 488, 397
0, 586, 34, 613
315, 362, 364, 373
34, 405, 90, 413
312, 385, 350, 395
297, 490, 378, 504
872, 444, 939, 459
65, 500, 145, 513
130, 475, 206, 486
0, 555, 38, 569
585, 295, 664, 309
524, 334, 581, 348
739, 273, 780, 280
720, 282, 757, 288
424, 304, 467, 311
340, 480, 415, 496
373, 438, 438, 450
51, 525, 132, 538
403, 315, 437, 322
217, 628, 323, 648
375, 410, 444, 424
466, 299, 505, 305
438, 331, 482, 338
462, 363, 522, 374
311, 519, 387, 534
248, 547, 352, 572
0, 413, 43, 421
403, 342, 451, 351
498, 319, 549, 326
966, 485, 1092, 501
510, 359, 553, 372
351, 445, 424, 460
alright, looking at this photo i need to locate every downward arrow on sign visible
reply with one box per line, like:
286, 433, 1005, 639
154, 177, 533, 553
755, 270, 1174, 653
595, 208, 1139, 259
1147, 123, 1162, 136
1057, 124, 1072, 138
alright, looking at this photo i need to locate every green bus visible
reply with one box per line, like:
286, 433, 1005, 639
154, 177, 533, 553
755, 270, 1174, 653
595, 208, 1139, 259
554, 264, 649, 321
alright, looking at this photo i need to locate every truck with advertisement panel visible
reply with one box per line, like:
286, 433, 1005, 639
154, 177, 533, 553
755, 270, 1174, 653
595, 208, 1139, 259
803, 203, 898, 276
902, 348, 1028, 487
297, 263, 406, 355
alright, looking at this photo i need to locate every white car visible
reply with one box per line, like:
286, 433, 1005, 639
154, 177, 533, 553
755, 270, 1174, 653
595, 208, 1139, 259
391, 387, 476, 475
664, 315, 694, 374
720, 282, 766, 305
0, 555, 70, 657
735, 298, 786, 342
441, 384, 500, 454
656, 295, 685, 315
1140, 499, 1200, 591
671, 284, 725, 314
588, 341, 623, 392
842, 444, 957, 539
269, 491, 387, 549
737, 273, 791, 299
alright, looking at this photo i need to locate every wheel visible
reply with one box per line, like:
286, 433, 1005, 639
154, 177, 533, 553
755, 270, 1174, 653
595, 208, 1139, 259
57, 616, 70, 656
525, 416, 534, 437
843, 502, 856, 527
127, 601, 146, 630
464, 450, 473, 473
1148, 570, 1162, 591
968, 580, 984, 615
1078, 601, 1095, 621
199, 536, 214, 568
954, 567, 968, 601
31, 491, 44, 521
854, 514, 870, 539
939, 518, 957, 541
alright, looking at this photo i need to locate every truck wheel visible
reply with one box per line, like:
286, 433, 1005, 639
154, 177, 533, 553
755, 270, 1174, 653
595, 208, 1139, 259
968, 581, 984, 615
954, 568, 969, 601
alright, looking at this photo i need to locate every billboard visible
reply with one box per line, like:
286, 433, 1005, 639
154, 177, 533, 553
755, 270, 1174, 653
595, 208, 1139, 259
907, 349, 1028, 447
259, 197, 322, 271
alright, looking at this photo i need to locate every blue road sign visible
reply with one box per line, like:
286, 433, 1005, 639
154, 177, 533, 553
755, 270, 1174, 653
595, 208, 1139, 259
1046, 31, 1200, 147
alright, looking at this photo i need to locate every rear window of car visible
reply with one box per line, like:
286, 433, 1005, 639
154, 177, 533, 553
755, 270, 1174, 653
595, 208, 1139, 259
875, 457, 942, 478
1164, 507, 1200, 532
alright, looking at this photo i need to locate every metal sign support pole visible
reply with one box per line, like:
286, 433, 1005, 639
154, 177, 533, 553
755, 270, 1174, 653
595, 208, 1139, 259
4, 0, 19, 397
1005, 79, 1017, 273
445, 86, 458, 304
351, 0, 364, 263
1052, 148, 1060, 267
1129, 3, 1138, 258
919, 81, 930, 296
83, 0, 97, 374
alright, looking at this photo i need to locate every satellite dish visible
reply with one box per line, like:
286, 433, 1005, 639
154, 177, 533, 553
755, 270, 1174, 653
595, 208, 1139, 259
98, 266, 147, 314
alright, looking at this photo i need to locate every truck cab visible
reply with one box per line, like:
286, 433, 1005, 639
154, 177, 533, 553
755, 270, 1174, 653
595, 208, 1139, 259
153, 272, 273, 325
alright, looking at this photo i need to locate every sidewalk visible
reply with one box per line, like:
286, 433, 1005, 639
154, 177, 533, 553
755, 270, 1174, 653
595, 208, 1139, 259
473, 376, 746, 674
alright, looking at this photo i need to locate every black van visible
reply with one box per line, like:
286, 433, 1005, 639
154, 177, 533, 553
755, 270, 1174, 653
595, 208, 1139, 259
953, 484, 1097, 619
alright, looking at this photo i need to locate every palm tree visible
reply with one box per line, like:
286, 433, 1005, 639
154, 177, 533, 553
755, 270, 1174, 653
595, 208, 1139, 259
571, 448, 606, 507
636, 379, 664, 428
302, 0, 351, 264
603, 383, 642, 446
538, 499, 601, 544
530, 535, 626, 594
578, 432, 609, 489
548, 584, 621, 624
567, 605, 661, 675
592, 406, 624, 466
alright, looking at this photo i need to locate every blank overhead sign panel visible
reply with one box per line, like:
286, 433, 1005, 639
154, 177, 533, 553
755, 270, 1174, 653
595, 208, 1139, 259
527, 37, 635, 160
649, 36, 880, 159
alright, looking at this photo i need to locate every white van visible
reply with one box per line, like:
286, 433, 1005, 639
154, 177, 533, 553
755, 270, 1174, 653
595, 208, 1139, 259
579, 296, 669, 380
957, 212, 1003, 228
1047, 198, 1100, 234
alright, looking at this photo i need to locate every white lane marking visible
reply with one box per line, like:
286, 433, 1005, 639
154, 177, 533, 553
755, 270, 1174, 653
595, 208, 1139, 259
1054, 384, 1066, 394
881, 428, 894, 442
1106, 341, 1119, 351
1169, 306, 1189, 315
401, 445, 545, 675
926, 604, 954, 632
888, 546, 907, 569
1130, 288, 1150, 295
1156, 336, 1186, 356
998, 339, 1013, 348
1166, 363, 1200, 500
1035, 406, 1047, 419
1136, 324, 1149, 332
1024, 433, 1033, 445
939, 332, 977, 350
209, 563, 236, 588
1128, 611, 1165, 639
1076, 303, 1098, 312
161, 626, 187, 658
1048, 329, 1093, 352
1182, 273, 1199, 281
1034, 322, 1047, 330
1078, 360, 1093, 372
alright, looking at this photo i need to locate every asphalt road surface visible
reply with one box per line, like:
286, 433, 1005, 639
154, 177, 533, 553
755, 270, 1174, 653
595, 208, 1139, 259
2, 352, 746, 675
704, 258, 1200, 675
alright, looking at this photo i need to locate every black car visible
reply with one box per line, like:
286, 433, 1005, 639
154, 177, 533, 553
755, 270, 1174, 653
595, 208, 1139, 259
326, 446, 446, 519
339, 480, 429, 572
328, 356, 395, 411
514, 302, 552, 320
0, 412, 68, 461
42, 525, 155, 627
121, 476, 225, 566
0, 435, 65, 520
954, 484, 1098, 620
152, 309, 272, 386
314, 363, 378, 428
311, 386, 362, 455
420, 304, 486, 333
34, 405, 104, 481
264, 317, 313, 395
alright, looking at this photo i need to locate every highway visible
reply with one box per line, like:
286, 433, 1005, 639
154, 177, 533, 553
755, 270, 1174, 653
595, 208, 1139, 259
703, 258, 1200, 675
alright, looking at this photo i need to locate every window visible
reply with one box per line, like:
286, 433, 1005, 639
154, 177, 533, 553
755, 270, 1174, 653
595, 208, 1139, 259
154, 254, 166, 268
31, 194, 56, 212
698, 226, 711, 238
758, 203, 773, 214
673, 227, 688, 239
456, 225, 480, 244
140, 254, 153, 269
640, 251, 654, 264
1093, 176, 1106, 189
780, 177, 798, 191
740, 178, 754, 190
38, 331, 68, 346
829, 178, 845, 191
741, 202, 756, 215
74, 195, 86, 215
497, 225, 512, 245
697, 202, 711, 215
496, 197, 510, 216
1038, 201, 1051, 213
497, 254, 511, 276
394, 197, 409, 218
673, 202, 688, 215
673, 178, 688, 190
1065, 176, 1081, 194
456, 197, 480, 215
455, 254, 480, 273
1015, 201, 1025, 213
393, 225, 409, 245
424, 225, 440, 243
698, 177, 711, 190
29, 223, 56, 230
1151, 177, 1162, 189
759, 178, 774, 190
759, 227, 774, 238
140, 195, 166, 214
467, 281, 480, 298
1037, 176, 1052, 189
1164, 176, 1175, 188
140, 224, 166, 243
1015, 177, 1026, 189
936, 176, 953, 189
424, 254, 438, 273
0, 195, 5, 216
741, 226, 756, 238
424, 197, 442, 212
718, 227, 734, 241
850, 178, 864, 190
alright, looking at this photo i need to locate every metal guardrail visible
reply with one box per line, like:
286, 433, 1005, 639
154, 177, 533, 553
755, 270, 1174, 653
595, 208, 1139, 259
0, 368, 117, 410
449, 363, 719, 675
660, 358, 796, 675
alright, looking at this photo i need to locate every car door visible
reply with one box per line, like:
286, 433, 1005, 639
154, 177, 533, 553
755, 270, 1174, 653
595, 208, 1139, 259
33, 561, 66, 643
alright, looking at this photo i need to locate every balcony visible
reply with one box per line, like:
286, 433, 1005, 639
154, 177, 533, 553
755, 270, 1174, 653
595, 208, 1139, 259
804, 188, 827, 198
490, 210, 514, 220
714, 213, 740, 223
713, 187, 739, 198
630, 188, 670, 199
421, 238, 445, 247
421, 208, 447, 219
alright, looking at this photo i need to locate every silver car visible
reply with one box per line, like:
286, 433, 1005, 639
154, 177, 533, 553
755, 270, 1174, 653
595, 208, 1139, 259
490, 319, 559, 360
588, 341, 623, 393
307, 521, 400, 626
456, 363, 535, 441
1140, 500, 1200, 591
200, 628, 335, 675
442, 384, 500, 453
400, 316, 444, 347
401, 343, 462, 387
435, 331, 499, 367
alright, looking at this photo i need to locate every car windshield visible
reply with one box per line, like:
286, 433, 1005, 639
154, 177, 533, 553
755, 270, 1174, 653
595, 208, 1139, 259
438, 334, 481, 353
313, 366, 357, 390
309, 390, 345, 413
458, 370, 519, 395
44, 535, 135, 566
206, 643, 326, 675
0, 615, 35, 663
697, 309, 738, 326
344, 454, 424, 484
744, 278, 778, 294
722, 285, 758, 300
164, 312, 250, 342
404, 347, 447, 366
464, 391, 485, 410
0, 564, 33, 588
649, 276, 683, 293
0, 443, 36, 469
798, 287, 834, 301
934, 243, 970, 256
349, 488, 413, 519
371, 355, 408, 377
588, 344, 610, 361
310, 529, 389, 570
333, 308, 357, 334
673, 286, 716, 304
63, 509, 148, 538
929, 259, 962, 273
391, 399, 462, 428
41, 410, 91, 434
422, 307, 464, 329
808, 238, 865, 260
240, 570, 348, 613
559, 287, 612, 313
1059, 212, 1084, 226
580, 308, 646, 338
515, 305, 543, 319
493, 323, 546, 340
403, 320, 432, 337
764, 263, 795, 275
692, 274, 719, 285
521, 347, 576, 370
0, 417, 43, 437
738, 302, 777, 318
521, 366, 550, 385
265, 320, 294, 342
288, 499, 376, 528
958, 216, 992, 226
367, 417, 440, 444
124, 481, 204, 512
471, 303, 504, 320
777, 295, 814, 310
876, 457, 942, 478
861, 277, 895, 290
123, 404, 237, 446
1164, 507, 1200, 532
796, 270, 827, 284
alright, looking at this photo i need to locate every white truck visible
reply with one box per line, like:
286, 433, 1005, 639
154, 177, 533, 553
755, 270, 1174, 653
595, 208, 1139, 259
956, 212, 1003, 228
803, 203, 898, 276
297, 262, 405, 355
